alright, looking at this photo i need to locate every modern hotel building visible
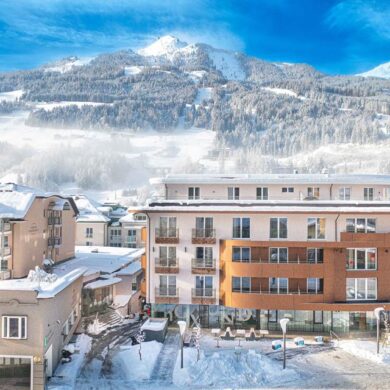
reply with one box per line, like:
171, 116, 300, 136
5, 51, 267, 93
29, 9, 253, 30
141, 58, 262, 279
139, 174, 390, 334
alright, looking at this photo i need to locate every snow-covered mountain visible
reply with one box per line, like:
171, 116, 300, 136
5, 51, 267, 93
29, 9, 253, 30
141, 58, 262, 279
357, 61, 390, 79
0, 34, 389, 159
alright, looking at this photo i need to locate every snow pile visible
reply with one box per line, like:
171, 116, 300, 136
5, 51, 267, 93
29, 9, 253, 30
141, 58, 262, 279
338, 339, 390, 364
357, 61, 390, 79
262, 87, 298, 98
28, 266, 58, 283
124, 66, 145, 75
207, 48, 246, 81
113, 340, 162, 380
48, 334, 92, 389
173, 348, 301, 387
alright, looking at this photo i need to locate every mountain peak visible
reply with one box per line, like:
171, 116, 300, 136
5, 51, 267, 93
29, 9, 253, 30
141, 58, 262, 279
138, 35, 188, 57
357, 61, 390, 79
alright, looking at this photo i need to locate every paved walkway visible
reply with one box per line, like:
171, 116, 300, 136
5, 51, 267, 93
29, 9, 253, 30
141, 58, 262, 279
149, 330, 180, 385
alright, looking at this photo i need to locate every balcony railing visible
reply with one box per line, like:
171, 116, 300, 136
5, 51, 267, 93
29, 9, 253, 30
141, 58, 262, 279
191, 258, 216, 273
48, 237, 61, 246
232, 257, 323, 264
155, 287, 179, 303
232, 289, 323, 295
191, 288, 216, 304
155, 258, 179, 273
155, 228, 179, 244
192, 228, 216, 244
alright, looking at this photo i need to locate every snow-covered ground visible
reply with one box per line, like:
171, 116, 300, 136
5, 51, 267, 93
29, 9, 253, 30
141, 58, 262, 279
0, 89, 24, 101
34, 101, 108, 111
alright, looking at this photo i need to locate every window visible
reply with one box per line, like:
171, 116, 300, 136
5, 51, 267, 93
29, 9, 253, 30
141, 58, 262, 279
85, 227, 93, 238
307, 187, 320, 198
346, 248, 377, 270
307, 218, 325, 239
307, 278, 323, 293
256, 187, 268, 200
228, 187, 240, 200
2, 316, 27, 339
3, 235, 8, 248
188, 187, 200, 200
270, 218, 288, 239
339, 187, 351, 200
232, 277, 251, 293
269, 277, 288, 294
196, 247, 213, 262
159, 275, 176, 296
307, 248, 324, 263
159, 217, 177, 237
346, 278, 377, 300
195, 276, 213, 296
232, 247, 251, 262
314, 311, 323, 324
195, 217, 213, 237
364, 187, 374, 201
282, 187, 294, 193
86, 241, 93, 246
232, 218, 250, 239
269, 247, 288, 263
158, 246, 176, 266
127, 229, 137, 247
268, 310, 277, 322
346, 218, 376, 233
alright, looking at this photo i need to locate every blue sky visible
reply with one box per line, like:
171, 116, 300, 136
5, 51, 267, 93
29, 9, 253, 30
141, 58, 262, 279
0, 0, 389, 74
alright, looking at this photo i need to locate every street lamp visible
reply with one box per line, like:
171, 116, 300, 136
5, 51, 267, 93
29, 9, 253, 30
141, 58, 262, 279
178, 320, 187, 369
280, 318, 290, 369
374, 307, 385, 354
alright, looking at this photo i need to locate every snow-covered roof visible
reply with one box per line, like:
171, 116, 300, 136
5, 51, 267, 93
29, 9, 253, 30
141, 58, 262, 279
72, 195, 110, 223
140, 199, 390, 214
84, 277, 122, 290
151, 173, 390, 186
53, 246, 144, 277
0, 183, 77, 219
115, 260, 142, 276
0, 267, 86, 298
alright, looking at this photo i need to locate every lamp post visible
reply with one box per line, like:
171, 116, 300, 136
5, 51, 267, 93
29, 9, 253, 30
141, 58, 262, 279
374, 307, 385, 354
178, 320, 187, 369
280, 318, 290, 369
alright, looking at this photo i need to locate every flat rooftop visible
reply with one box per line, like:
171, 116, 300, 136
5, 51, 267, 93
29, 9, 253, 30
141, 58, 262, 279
151, 173, 390, 186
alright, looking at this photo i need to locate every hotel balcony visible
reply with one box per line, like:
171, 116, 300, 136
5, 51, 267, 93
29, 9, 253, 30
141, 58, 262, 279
191, 258, 216, 274
192, 228, 216, 245
191, 288, 216, 304
155, 287, 179, 304
155, 228, 179, 244
155, 257, 179, 273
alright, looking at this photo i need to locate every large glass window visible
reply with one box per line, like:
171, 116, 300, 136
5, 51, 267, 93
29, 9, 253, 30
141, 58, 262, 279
307, 187, 320, 198
159, 275, 176, 296
364, 187, 374, 201
339, 187, 351, 200
232, 277, 251, 293
346, 218, 376, 233
269, 247, 288, 263
1, 316, 27, 339
188, 187, 200, 200
307, 248, 324, 263
346, 248, 377, 270
228, 187, 240, 200
307, 278, 323, 293
232, 218, 250, 239
256, 187, 268, 200
195, 276, 213, 296
159, 216, 177, 237
270, 218, 288, 239
307, 218, 325, 239
195, 217, 213, 237
346, 278, 377, 300
232, 247, 251, 262
269, 277, 288, 294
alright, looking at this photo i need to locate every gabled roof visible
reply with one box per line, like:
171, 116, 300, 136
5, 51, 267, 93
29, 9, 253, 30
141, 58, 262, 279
72, 195, 110, 223
0, 183, 78, 219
